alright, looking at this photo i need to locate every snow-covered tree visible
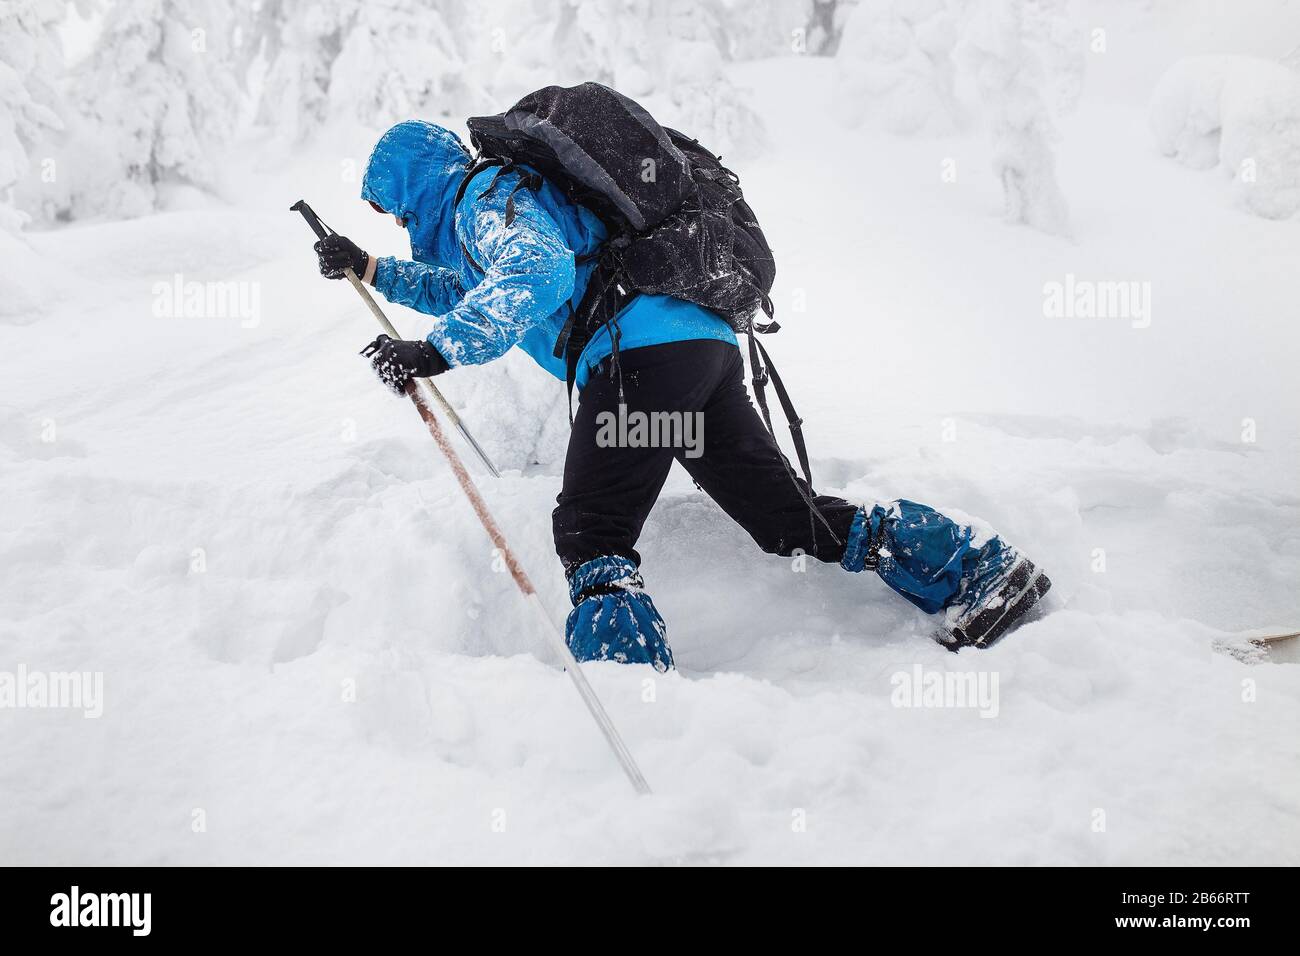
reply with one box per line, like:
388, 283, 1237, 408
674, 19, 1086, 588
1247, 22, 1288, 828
834, 0, 965, 135
1151, 54, 1300, 220
326, 0, 475, 128
64, 0, 248, 217
834, 0, 1076, 235
803, 0, 850, 56
542, 0, 766, 158
244, 0, 775, 154
5, 0, 800, 225
251, 0, 350, 142
958, 0, 1071, 236
1019, 0, 1084, 115
252, 0, 496, 139
0, 0, 68, 231
454, 0, 559, 112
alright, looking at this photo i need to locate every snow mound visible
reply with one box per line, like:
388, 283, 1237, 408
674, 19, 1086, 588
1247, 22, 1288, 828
833, 0, 962, 136
1150, 55, 1300, 219
5, 47, 1300, 866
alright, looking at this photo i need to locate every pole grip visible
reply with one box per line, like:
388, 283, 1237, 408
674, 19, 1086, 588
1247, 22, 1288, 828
290, 199, 330, 240
290, 198, 503, 479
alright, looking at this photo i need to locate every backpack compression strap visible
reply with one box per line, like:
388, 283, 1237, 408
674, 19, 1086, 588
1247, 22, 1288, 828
556, 251, 637, 423
746, 331, 841, 546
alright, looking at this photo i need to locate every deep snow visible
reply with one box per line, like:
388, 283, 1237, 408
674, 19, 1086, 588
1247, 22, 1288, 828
2, 56, 1298, 865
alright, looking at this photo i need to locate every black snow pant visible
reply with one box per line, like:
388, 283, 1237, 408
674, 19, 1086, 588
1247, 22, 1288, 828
552, 339, 860, 575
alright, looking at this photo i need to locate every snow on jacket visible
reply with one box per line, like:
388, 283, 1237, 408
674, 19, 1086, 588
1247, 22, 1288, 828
360, 120, 735, 389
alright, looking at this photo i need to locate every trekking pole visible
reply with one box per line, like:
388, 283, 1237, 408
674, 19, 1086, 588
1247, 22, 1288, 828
401, 379, 651, 795
291, 200, 651, 795
290, 200, 500, 478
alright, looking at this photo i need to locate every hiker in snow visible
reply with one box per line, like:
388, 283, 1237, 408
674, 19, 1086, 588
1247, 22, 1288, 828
313, 87, 1051, 669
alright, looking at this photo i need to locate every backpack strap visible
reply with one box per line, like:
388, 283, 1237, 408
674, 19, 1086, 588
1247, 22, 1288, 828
503, 171, 542, 227
753, 336, 811, 487
746, 330, 841, 546
454, 158, 501, 275
556, 247, 637, 422
754, 293, 780, 334
453, 156, 503, 213
454, 158, 543, 273
562, 304, 581, 424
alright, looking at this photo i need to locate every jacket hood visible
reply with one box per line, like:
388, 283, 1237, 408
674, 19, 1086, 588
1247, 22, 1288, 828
361, 120, 471, 266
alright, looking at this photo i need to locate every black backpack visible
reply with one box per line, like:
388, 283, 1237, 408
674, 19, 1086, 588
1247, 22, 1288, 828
460, 83, 833, 539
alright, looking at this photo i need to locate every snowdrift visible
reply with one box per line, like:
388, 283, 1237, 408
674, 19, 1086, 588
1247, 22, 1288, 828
1150, 55, 1300, 219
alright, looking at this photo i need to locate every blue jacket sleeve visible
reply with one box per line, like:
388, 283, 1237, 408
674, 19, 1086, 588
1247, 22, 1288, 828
372, 258, 463, 315
423, 183, 576, 368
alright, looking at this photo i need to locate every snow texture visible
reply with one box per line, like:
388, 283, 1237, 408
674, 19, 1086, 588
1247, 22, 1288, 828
957, 0, 1072, 236
834, 0, 964, 136
0, 0, 66, 230
1150, 54, 1300, 220
834, 0, 1080, 235
1, 0, 1298, 866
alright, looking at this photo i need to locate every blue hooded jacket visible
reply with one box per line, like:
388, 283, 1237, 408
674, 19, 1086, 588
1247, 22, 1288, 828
360, 121, 736, 389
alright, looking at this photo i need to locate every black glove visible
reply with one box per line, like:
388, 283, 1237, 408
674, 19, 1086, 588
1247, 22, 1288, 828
361, 334, 450, 393
314, 233, 369, 280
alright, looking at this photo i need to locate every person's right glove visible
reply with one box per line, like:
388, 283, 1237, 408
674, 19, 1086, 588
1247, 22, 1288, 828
314, 233, 369, 280
360, 334, 450, 393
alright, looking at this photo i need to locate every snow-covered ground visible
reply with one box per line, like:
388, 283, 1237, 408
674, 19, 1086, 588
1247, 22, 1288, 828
3, 54, 1298, 865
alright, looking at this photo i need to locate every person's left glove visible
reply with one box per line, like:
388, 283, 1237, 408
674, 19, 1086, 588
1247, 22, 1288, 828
314, 233, 369, 280
361, 334, 450, 393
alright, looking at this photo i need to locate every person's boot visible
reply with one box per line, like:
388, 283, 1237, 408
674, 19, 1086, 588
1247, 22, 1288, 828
564, 556, 674, 671
940, 548, 1051, 649
840, 500, 1050, 649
